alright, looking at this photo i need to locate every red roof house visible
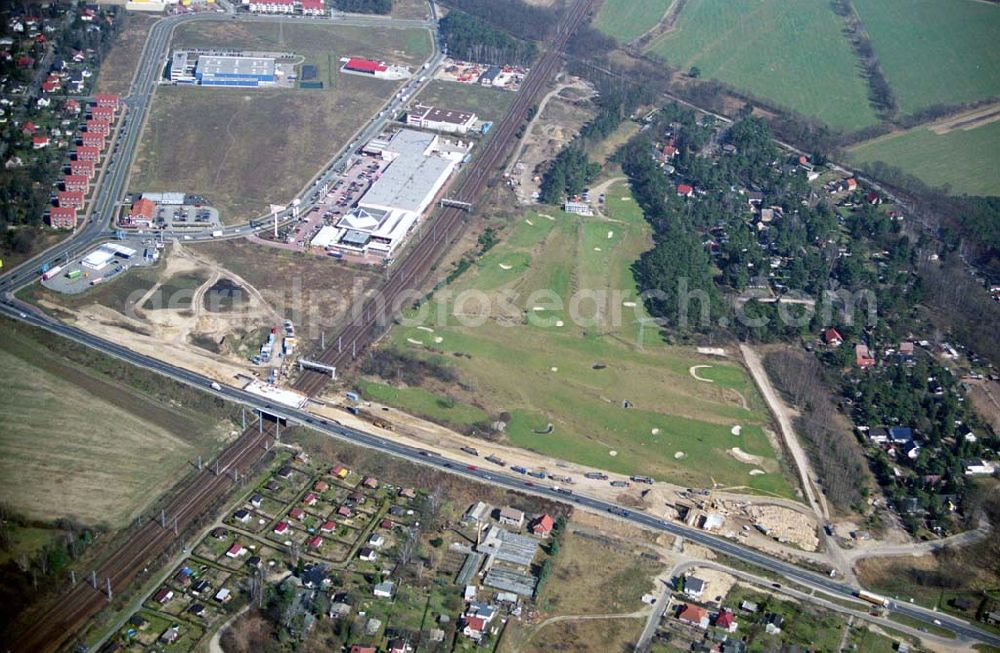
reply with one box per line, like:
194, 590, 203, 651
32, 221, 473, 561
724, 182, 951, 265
41, 80, 58, 93
530, 513, 555, 537
337, 506, 353, 518
300, 0, 325, 13
58, 191, 85, 209
75, 146, 100, 162
677, 183, 694, 197
226, 543, 247, 558
715, 609, 737, 632
71, 159, 95, 177
64, 175, 89, 192
320, 520, 336, 533
855, 344, 875, 369
65, 98, 80, 114
303, 492, 318, 506
273, 521, 290, 535
49, 206, 77, 229
95, 94, 119, 109
313, 480, 329, 493
662, 143, 678, 159
823, 327, 843, 347
678, 603, 709, 628
90, 105, 114, 121
86, 119, 110, 135
21, 121, 36, 135
306, 535, 323, 549
32, 135, 49, 149
81, 132, 104, 148
289, 507, 305, 520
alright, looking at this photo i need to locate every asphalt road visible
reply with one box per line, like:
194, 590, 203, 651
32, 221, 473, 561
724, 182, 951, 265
0, 299, 997, 648
0, 7, 442, 292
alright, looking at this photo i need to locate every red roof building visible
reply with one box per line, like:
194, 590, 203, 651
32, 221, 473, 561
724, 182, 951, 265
75, 146, 101, 162
41, 80, 58, 93
81, 132, 104, 148
58, 191, 85, 209
662, 144, 678, 159
330, 464, 349, 478
273, 521, 290, 535
64, 175, 89, 192
320, 520, 336, 532
65, 99, 80, 114
855, 343, 875, 368
715, 609, 737, 631
350, 646, 376, 653
306, 535, 323, 549
677, 183, 694, 197
530, 513, 555, 537
337, 506, 352, 518
32, 135, 49, 149
289, 507, 305, 520
313, 480, 329, 493
94, 94, 119, 109
344, 57, 388, 74
678, 603, 709, 628
300, 0, 324, 13
844, 177, 858, 191
86, 119, 110, 136
90, 106, 115, 121
21, 121, 36, 135
226, 543, 246, 558
71, 159, 95, 178
823, 327, 843, 347
130, 198, 155, 223
49, 206, 77, 229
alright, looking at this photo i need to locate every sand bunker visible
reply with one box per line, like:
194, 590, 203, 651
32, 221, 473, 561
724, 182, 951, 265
433, 336, 444, 343
539, 213, 555, 220
550, 366, 558, 372
731, 425, 742, 436
532, 306, 546, 311
607, 230, 614, 239
609, 450, 618, 456
622, 301, 637, 307
406, 338, 424, 345
417, 326, 434, 333
651, 428, 660, 435
689, 365, 714, 382
555, 320, 564, 327
749, 469, 766, 476
621, 197, 631, 201
593, 247, 602, 252
525, 219, 535, 225
729, 447, 766, 465
674, 451, 686, 459
499, 263, 513, 270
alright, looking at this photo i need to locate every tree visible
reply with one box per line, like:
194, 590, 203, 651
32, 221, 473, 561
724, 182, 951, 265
688, 66, 701, 78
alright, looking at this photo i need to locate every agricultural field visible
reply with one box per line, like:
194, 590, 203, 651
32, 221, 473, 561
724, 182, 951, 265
852, 0, 1000, 116
594, 0, 672, 45
369, 182, 796, 497
645, 0, 879, 132
131, 22, 433, 224
847, 118, 1000, 196
414, 80, 515, 123
0, 321, 231, 528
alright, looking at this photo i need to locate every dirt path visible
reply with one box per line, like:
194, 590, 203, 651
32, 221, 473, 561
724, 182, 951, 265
209, 604, 250, 653
689, 364, 713, 382
627, 0, 688, 52
519, 611, 649, 650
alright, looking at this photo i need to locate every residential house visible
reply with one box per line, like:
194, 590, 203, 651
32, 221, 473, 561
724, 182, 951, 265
289, 507, 305, 521
306, 535, 323, 549
530, 513, 555, 537
823, 327, 843, 347
32, 135, 49, 149
684, 576, 706, 599
715, 609, 738, 632
273, 521, 290, 535
677, 183, 694, 198
313, 480, 329, 493
498, 506, 524, 528
188, 603, 206, 617
764, 613, 784, 634
678, 603, 709, 629
302, 492, 318, 506
320, 520, 336, 533
368, 533, 385, 548
359, 547, 377, 562
337, 505, 353, 518
330, 464, 349, 478
215, 588, 232, 604
373, 580, 394, 598
462, 615, 487, 641
154, 587, 174, 604
363, 476, 379, 489
250, 493, 263, 508
964, 459, 997, 476
233, 508, 251, 523
225, 543, 247, 558
398, 487, 416, 499
855, 344, 875, 368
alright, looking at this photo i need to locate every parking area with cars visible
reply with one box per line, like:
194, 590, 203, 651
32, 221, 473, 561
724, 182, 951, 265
156, 204, 221, 229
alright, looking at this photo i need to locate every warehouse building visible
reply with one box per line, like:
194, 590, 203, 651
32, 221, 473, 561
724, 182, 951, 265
329, 130, 464, 258
171, 51, 276, 87
406, 104, 478, 135
340, 57, 411, 80
141, 192, 186, 205
82, 243, 136, 271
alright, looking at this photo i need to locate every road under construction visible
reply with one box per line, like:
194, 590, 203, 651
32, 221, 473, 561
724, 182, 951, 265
6, 0, 598, 650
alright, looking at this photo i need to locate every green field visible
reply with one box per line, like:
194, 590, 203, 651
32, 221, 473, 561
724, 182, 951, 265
594, 0, 671, 44
645, 0, 879, 131
848, 120, 1000, 196
0, 326, 229, 527
413, 80, 515, 124
853, 0, 1000, 116
369, 183, 795, 497
132, 22, 432, 223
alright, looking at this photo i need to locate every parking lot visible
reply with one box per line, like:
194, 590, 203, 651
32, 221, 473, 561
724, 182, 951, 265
41, 241, 162, 295
252, 153, 391, 256
157, 204, 221, 229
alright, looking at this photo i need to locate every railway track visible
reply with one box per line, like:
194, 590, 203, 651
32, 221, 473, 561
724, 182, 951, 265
9, 2, 593, 650
293, 0, 596, 397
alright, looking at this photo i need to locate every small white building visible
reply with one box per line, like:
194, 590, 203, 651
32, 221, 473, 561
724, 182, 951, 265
406, 104, 478, 135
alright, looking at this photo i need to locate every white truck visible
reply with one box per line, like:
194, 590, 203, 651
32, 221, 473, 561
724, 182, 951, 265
211, 230, 223, 238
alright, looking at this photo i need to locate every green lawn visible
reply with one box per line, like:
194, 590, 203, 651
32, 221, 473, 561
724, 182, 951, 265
594, 0, 672, 44
852, 0, 1000, 116
848, 119, 1000, 196
645, 0, 879, 131
372, 182, 795, 497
